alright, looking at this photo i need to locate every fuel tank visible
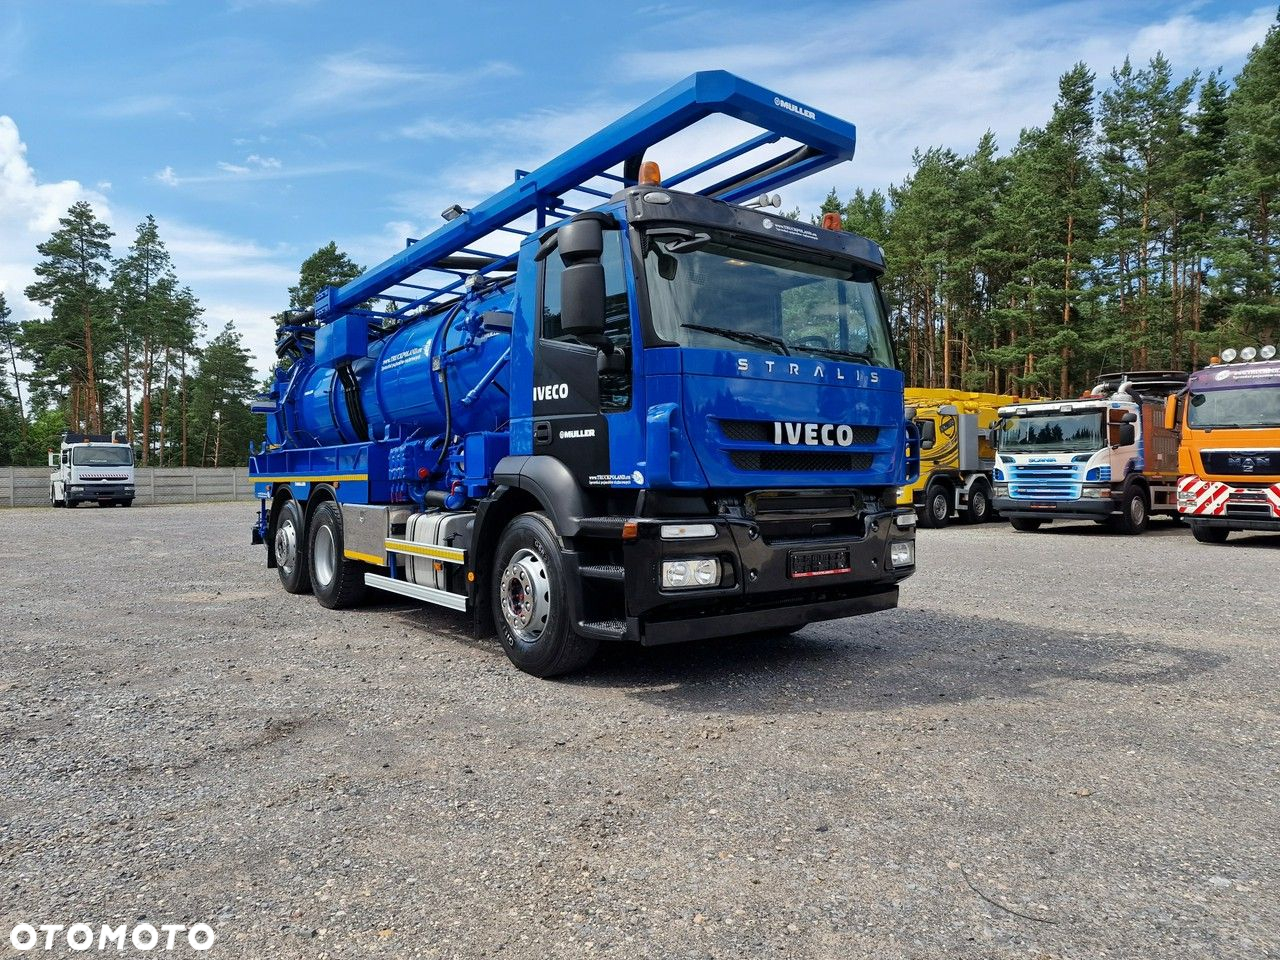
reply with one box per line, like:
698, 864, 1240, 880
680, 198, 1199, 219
270, 288, 513, 448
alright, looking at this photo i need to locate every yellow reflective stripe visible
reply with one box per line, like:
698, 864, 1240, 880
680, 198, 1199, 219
384, 539, 465, 564
254, 474, 368, 483
343, 549, 386, 566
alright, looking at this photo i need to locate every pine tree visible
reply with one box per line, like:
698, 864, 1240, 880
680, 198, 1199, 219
1211, 15, 1280, 345
22, 201, 116, 432
280, 241, 365, 318
188, 322, 259, 467
0, 292, 23, 426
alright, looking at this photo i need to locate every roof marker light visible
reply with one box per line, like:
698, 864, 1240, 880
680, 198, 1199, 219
821, 212, 843, 231
639, 161, 662, 186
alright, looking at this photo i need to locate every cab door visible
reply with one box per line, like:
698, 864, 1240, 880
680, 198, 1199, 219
532, 224, 635, 489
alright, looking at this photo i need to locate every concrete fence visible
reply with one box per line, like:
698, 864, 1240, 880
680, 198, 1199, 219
0, 467, 257, 508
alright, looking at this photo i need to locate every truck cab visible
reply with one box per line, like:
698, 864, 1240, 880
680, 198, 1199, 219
1172, 346, 1280, 543
991, 372, 1185, 534
49, 432, 136, 508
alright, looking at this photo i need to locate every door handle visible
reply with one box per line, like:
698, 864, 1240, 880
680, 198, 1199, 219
534, 422, 552, 445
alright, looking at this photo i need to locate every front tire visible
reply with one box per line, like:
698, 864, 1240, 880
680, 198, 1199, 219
51, 486, 64, 508
1010, 517, 1043, 532
1191, 523, 1230, 544
918, 483, 951, 529
308, 501, 367, 608
492, 512, 598, 677
1113, 485, 1150, 535
274, 498, 311, 594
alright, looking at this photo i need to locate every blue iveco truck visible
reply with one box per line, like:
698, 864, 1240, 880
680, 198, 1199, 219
249, 72, 919, 675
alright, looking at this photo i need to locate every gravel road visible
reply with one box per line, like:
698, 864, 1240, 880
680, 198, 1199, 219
1, 504, 1277, 959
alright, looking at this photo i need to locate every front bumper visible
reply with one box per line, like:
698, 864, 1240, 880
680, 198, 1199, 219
582, 509, 915, 646
1188, 516, 1280, 532
69, 484, 135, 500
994, 496, 1113, 521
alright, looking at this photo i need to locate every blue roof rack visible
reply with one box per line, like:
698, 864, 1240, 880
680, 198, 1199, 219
314, 71, 856, 322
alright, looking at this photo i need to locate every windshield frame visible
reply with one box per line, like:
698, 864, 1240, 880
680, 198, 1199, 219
996, 409, 1107, 453
71, 445, 133, 466
631, 224, 898, 370
1186, 385, 1280, 430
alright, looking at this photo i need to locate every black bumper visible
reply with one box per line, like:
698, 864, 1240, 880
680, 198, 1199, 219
572, 509, 914, 646
69, 485, 134, 500
1188, 516, 1280, 532
994, 496, 1113, 521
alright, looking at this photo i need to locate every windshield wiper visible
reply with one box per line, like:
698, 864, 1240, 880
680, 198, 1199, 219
681, 323, 789, 355
790, 344, 875, 365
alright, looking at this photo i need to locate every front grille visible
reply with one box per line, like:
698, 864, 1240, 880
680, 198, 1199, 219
1202, 450, 1280, 476
1010, 481, 1080, 500
719, 420, 879, 445
730, 450, 874, 472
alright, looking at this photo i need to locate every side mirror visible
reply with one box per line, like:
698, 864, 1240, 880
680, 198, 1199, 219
1115, 423, 1135, 447
1163, 395, 1178, 431
1121, 411, 1138, 424
47, 452, 57, 468
921, 439, 935, 450
558, 218, 605, 338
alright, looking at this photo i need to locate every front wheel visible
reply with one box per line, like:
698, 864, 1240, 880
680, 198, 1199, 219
1191, 523, 1230, 544
1010, 517, 1043, 532
918, 484, 951, 528
51, 486, 64, 508
1113, 486, 1150, 535
492, 512, 598, 677
308, 501, 367, 608
274, 499, 311, 594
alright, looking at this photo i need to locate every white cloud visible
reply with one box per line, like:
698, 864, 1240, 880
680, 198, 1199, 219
155, 165, 179, 186
0, 116, 111, 329
95, 93, 179, 119
281, 53, 517, 116
615, 0, 1275, 208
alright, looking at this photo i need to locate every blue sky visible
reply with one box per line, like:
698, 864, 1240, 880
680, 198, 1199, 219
0, 0, 1274, 374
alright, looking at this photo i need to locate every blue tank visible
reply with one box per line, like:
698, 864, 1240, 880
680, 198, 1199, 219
269, 287, 513, 450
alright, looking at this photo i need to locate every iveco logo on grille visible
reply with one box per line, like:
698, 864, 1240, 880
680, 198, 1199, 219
774, 422, 860, 446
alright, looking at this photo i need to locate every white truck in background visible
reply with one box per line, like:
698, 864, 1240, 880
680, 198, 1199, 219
49, 432, 136, 508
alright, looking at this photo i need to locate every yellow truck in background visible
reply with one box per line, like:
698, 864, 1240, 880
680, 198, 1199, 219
899, 390, 1020, 527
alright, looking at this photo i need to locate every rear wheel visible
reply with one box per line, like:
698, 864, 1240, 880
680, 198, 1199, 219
1113, 485, 1150, 535
1010, 517, 1043, 532
274, 498, 311, 594
492, 512, 598, 677
308, 501, 367, 608
1191, 523, 1230, 544
963, 482, 992, 524
918, 483, 952, 528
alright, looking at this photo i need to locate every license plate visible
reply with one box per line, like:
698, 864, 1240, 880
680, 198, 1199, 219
788, 548, 851, 579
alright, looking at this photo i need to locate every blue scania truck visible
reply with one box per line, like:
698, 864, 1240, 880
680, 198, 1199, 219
249, 72, 919, 675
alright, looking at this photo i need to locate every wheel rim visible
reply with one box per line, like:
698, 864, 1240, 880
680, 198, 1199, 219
932, 493, 947, 521
972, 491, 987, 517
314, 525, 336, 587
500, 547, 550, 644
276, 518, 298, 578
1130, 496, 1145, 525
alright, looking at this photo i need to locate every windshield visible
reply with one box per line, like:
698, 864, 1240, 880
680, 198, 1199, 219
642, 231, 895, 367
1188, 386, 1280, 429
72, 446, 132, 466
997, 412, 1104, 453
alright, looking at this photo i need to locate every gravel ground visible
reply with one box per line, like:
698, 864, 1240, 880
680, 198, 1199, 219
1, 503, 1277, 959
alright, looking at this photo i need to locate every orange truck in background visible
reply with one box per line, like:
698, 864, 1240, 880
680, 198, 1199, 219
1170, 346, 1280, 543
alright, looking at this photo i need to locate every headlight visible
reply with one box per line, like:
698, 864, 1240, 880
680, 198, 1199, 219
1081, 487, 1111, 499
661, 558, 720, 589
889, 541, 915, 568
993, 484, 1009, 497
